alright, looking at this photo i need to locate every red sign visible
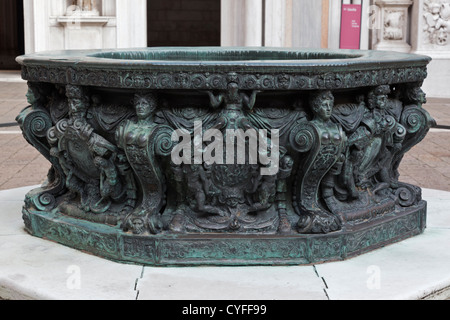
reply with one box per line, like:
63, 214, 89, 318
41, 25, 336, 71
340, 4, 362, 49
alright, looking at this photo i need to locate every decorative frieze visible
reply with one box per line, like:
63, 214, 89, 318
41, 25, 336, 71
20, 65, 429, 91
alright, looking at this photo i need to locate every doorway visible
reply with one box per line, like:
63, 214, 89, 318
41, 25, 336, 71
0, 0, 25, 69
147, 0, 221, 47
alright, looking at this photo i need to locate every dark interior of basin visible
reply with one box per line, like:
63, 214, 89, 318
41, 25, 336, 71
88, 49, 363, 61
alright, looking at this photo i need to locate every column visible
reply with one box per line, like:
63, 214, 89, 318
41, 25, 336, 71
221, 0, 263, 47
292, 0, 323, 48
23, 0, 50, 53
115, 0, 147, 48
264, 0, 291, 47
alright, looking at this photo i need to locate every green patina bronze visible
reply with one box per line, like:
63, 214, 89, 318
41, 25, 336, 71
15, 47, 434, 266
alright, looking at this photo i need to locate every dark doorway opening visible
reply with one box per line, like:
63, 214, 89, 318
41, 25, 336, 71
147, 0, 221, 47
0, 0, 25, 70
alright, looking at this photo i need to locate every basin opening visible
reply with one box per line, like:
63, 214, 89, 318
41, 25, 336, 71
88, 48, 363, 62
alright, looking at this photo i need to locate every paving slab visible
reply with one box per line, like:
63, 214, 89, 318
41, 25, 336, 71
137, 266, 327, 300
0, 186, 449, 300
315, 228, 450, 300
0, 186, 142, 300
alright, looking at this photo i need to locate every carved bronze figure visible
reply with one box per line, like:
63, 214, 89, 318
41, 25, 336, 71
15, 47, 435, 265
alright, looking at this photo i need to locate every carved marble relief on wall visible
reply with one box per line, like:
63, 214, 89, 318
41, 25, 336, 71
384, 10, 405, 40
423, 0, 450, 46
66, 0, 100, 16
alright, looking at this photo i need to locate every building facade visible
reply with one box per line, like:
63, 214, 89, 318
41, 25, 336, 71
0, 0, 449, 97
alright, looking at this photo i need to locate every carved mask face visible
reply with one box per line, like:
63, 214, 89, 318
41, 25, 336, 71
26, 88, 37, 105
437, 29, 448, 46
375, 94, 388, 109
409, 87, 427, 104
281, 155, 294, 170
314, 98, 333, 121
135, 97, 155, 120
417, 89, 427, 104
69, 98, 86, 116
132, 218, 145, 234
225, 197, 239, 208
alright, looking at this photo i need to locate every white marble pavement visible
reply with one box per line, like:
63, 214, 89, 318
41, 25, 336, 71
0, 186, 449, 300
